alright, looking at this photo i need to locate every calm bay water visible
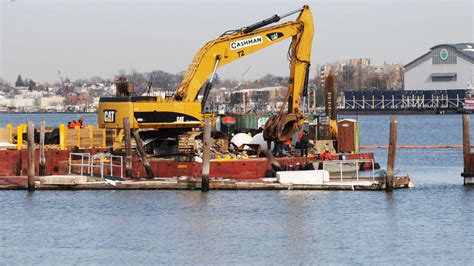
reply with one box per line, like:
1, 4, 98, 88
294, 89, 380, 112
0, 113, 98, 127
0, 113, 473, 264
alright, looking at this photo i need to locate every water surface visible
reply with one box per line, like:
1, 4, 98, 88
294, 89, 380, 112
0, 114, 473, 264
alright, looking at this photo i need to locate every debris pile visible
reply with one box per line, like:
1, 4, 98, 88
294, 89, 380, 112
189, 131, 332, 162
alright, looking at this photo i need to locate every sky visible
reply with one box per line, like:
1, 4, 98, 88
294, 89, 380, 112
0, 0, 473, 83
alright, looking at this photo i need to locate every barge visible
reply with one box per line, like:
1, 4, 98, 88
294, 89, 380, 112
0, 147, 412, 191
0, 113, 412, 191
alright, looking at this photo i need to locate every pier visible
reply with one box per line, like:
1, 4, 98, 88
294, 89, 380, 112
340, 89, 467, 114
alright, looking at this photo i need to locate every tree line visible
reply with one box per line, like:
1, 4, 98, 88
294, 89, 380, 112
15, 75, 37, 90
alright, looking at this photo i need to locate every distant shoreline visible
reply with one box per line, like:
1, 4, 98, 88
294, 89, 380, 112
0, 112, 97, 115
0, 110, 471, 116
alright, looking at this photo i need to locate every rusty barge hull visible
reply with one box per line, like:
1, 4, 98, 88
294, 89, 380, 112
0, 149, 375, 179
0, 149, 413, 191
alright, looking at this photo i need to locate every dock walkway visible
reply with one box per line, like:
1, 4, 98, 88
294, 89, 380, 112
0, 175, 412, 191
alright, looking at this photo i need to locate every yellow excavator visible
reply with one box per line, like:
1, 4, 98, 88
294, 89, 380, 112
98, 5, 314, 144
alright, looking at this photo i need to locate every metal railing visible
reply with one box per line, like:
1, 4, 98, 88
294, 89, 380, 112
322, 159, 375, 181
69, 153, 91, 176
69, 152, 123, 178
103, 154, 124, 178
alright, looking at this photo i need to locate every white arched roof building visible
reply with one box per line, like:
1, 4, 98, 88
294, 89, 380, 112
404, 43, 474, 90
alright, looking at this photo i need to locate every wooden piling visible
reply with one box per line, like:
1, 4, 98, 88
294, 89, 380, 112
462, 114, 471, 185
123, 117, 132, 178
462, 114, 471, 161
39, 120, 46, 176
27, 121, 35, 191
201, 119, 211, 192
131, 129, 154, 179
386, 117, 398, 191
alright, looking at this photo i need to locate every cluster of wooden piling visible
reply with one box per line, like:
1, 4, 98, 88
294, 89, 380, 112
363, 115, 473, 186
11, 120, 109, 191
24, 121, 50, 191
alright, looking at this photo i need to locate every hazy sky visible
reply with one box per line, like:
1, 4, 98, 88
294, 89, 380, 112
1, 0, 473, 83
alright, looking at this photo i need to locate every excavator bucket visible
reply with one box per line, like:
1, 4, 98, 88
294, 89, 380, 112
263, 112, 305, 141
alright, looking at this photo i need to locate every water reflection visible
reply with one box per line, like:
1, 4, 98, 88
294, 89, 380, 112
280, 191, 313, 260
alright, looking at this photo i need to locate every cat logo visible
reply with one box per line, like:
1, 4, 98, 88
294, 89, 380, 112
266, 32, 284, 42
103, 110, 116, 123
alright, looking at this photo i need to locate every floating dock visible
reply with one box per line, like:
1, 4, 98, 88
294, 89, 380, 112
0, 175, 412, 191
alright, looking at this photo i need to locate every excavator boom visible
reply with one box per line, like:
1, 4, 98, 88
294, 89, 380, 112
174, 6, 313, 111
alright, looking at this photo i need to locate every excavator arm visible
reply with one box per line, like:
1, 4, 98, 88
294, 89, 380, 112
174, 5, 314, 114
263, 6, 314, 141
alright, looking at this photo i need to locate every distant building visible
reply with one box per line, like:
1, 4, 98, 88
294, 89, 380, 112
404, 43, 474, 90
37, 96, 65, 109
10, 98, 36, 112
348, 58, 370, 67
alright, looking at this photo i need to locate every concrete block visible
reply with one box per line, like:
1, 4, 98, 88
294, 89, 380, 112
277, 170, 330, 185
39, 175, 88, 185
